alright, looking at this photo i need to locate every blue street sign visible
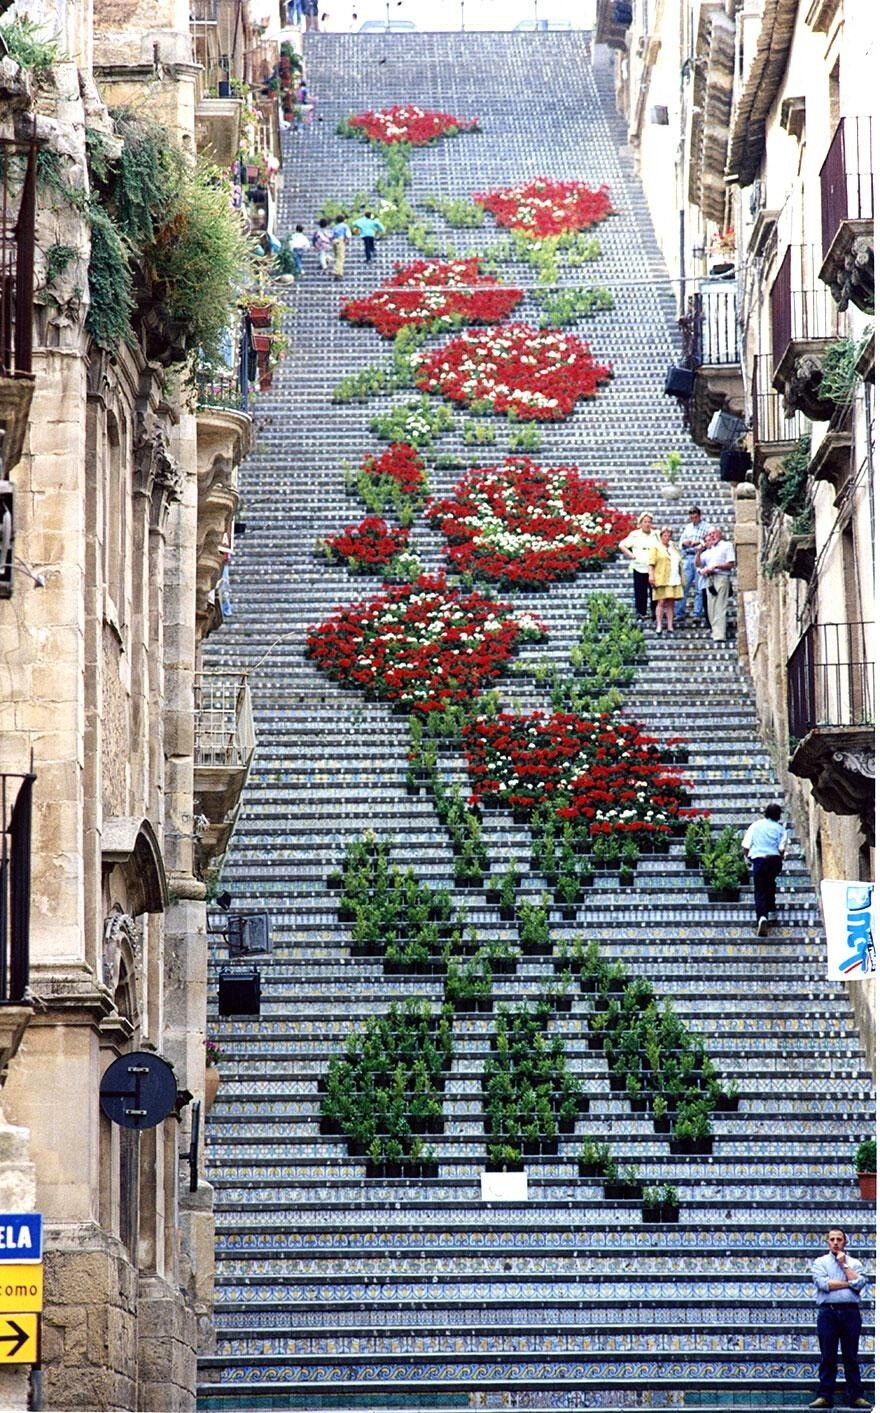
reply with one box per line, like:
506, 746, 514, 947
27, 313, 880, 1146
0, 1216, 42, 1263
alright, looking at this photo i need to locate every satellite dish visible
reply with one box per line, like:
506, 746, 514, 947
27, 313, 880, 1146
99, 1051, 178, 1130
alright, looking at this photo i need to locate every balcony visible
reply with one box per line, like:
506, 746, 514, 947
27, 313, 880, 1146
687, 3, 735, 225
769, 245, 846, 419
193, 671, 255, 871
0, 136, 37, 475
0, 770, 35, 1079
807, 404, 852, 492
788, 621, 875, 840
195, 93, 243, 167
679, 281, 744, 450
195, 350, 252, 642
819, 116, 873, 314
751, 354, 811, 498
594, 0, 631, 51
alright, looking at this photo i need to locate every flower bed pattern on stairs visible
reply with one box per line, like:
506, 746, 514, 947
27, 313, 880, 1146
199, 30, 875, 1413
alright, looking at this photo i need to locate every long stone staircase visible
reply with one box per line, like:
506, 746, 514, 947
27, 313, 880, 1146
197, 31, 875, 1412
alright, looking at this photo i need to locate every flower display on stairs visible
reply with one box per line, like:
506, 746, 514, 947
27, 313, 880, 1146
306, 574, 545, 712
340, 258, 524, 338
463, 710, 691, 838
426, 458, 634, 586
319, 514, 412, 573
339, 105, 480, 147
473, 177, 614, 237
412, 324, 613, 420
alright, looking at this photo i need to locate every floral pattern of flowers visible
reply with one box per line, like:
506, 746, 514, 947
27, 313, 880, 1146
321, 515, 411, 570
361, 442, 427, 496
473, 177, 614, 237
306, 574, 545, 713
413, 323, 612, 421
426, 458, 634, 586
463, 711, 691, 835
345, 105, 479, 147
340, 258, 524, 339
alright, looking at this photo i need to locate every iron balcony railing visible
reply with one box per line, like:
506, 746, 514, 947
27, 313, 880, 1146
820, 115, 874, 260
751, 353, 809, 448
690, 281, 739, 366
194, 670, 255, 772
770, 244, 845, 372
788, 621, 875, 742
196, 320, 251, 413
0, 770, 35, 1003
0, 137, 37, 379
189, 0, 219, 22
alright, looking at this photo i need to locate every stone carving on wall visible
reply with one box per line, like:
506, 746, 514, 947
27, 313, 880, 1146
135, 410, 183, 528
102, 906, 143, 1027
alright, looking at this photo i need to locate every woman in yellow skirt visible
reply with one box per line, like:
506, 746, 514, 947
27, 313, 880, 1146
647, 526, 684, 634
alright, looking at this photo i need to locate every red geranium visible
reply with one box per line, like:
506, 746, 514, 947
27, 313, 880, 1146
474, 177, 614, 238
413, 323, 612, 421
427, 458, 634, 586
345, 106, 479, 147
361, 442, 427, 496
341, 259, 524, 339
306, 574, 545, 713
322, 516, 410, 570
463, 710, 690, 836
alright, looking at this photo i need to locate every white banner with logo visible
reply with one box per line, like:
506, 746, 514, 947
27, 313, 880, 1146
820, 880, 876, 979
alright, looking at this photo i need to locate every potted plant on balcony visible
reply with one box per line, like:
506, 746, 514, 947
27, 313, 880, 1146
204, 1037, 222, 1113
854, 1138, 876, 1201
708, 227, 736, 275
653, 450, 683, 501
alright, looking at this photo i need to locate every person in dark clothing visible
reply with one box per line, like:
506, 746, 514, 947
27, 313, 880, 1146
741, 802, 787, 936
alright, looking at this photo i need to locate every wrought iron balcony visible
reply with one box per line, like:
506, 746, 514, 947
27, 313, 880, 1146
193, 671, 256, 870
751, 353, 809, 472
678, 281, 744, 451
769, 244, 846, 419
788, 621, 875, 839
819, 116, 874, 314
0, 136, 37, 475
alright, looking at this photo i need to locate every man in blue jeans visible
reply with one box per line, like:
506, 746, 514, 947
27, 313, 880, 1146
810, 1227, 871, 1408
674, 505, 712, 625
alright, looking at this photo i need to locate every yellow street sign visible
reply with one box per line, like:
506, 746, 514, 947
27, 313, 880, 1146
0, 1314, 38, 1363
0, 1265, 42, 1313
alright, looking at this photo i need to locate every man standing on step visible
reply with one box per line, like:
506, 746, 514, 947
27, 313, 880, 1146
810, 1227, 871, 1408
741, 802, 787, 936
695, 526, 735, 642
331, 214, 352, 280
674, 504, 712, 626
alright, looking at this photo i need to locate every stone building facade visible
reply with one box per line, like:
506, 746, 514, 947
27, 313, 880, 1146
594, 0, 875, 1050
0, 0, 276, 1406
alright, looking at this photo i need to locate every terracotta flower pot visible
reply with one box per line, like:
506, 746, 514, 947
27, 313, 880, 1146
857, 1172, 876, 1201
204, 1065, 220, 1113
247, 305, 273, 328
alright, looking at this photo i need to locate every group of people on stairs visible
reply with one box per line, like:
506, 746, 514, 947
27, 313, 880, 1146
619, 505, 734, 641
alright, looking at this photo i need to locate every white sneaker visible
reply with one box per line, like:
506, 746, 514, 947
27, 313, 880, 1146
757, 917, 768, 936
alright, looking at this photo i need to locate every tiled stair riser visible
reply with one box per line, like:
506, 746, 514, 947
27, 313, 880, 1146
199, 30, 875, 1412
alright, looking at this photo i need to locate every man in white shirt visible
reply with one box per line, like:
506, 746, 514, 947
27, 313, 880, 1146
696, 527, 735, 642
809, 1227, 870, 1408
741, 803, 787, 935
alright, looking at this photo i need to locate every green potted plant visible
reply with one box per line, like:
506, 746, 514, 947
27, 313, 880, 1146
653, 449, 683, 502
577, 1139, 608, 1178
855, 1138, 876, 1201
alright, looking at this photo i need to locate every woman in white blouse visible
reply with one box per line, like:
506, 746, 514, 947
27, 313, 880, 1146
619, 512, 658, 618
